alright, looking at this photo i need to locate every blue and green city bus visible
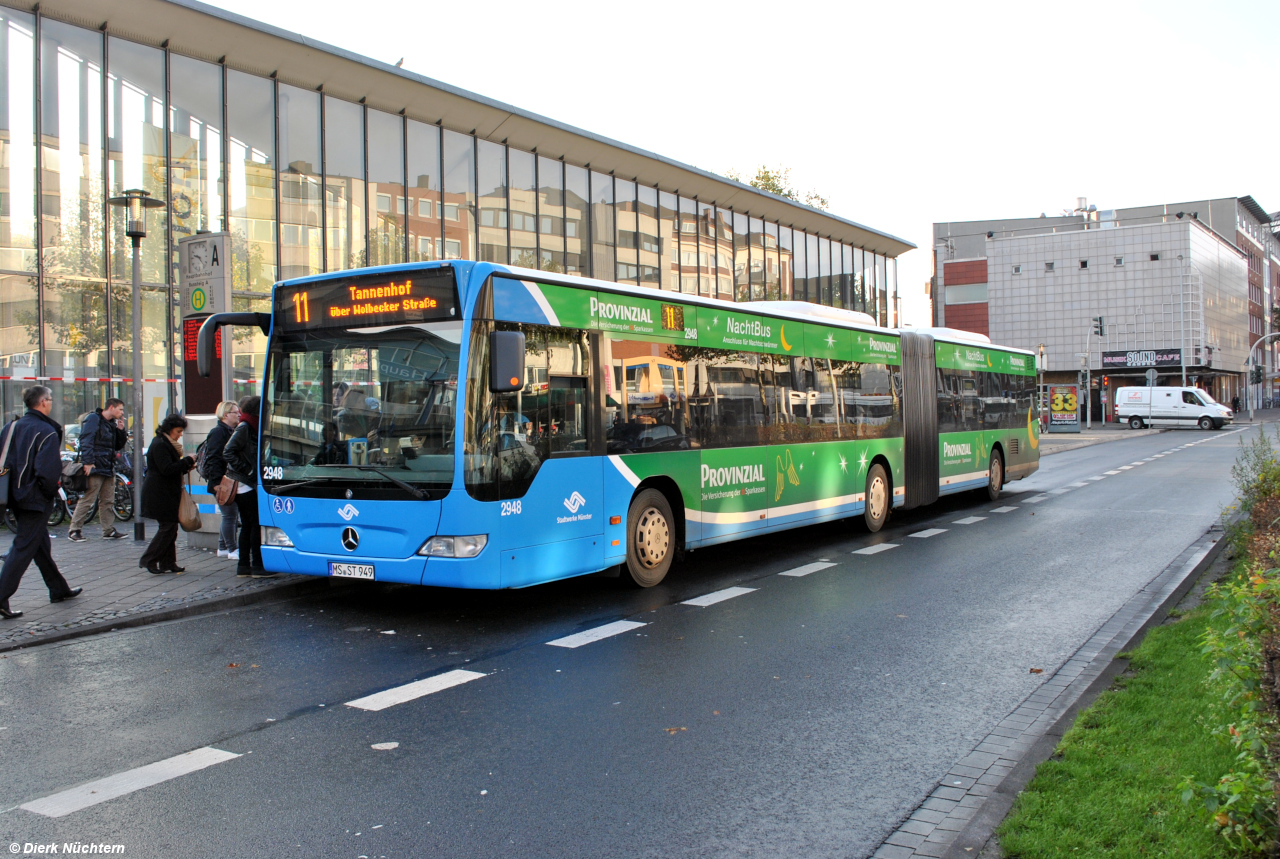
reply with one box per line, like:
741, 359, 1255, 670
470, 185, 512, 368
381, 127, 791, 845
198, 260, 1039, 588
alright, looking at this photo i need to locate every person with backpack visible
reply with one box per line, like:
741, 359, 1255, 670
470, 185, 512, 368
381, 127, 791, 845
0, 386, 81, 619
67, 397, 128, 542
201, 400, 240, 560
223, 395, 275, 578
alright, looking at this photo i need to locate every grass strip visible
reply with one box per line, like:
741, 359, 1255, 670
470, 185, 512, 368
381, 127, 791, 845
997, 603, 1239, 858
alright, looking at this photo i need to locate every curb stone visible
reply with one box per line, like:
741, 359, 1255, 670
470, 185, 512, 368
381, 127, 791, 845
872, 516, 1233, 859
0, 576, 340, 654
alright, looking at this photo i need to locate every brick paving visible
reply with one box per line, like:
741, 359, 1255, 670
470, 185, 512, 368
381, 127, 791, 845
0, 516, 307, 650
871, 528, 1224, 858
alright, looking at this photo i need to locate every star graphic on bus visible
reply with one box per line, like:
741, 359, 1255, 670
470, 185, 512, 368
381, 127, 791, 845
857, 449, 869, 473
839, 454, 848, 474
954, 348, 962, 363
825, 333, 836, 348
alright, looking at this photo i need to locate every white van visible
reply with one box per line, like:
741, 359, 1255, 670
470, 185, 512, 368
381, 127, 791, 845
1115, 386, 1233, 430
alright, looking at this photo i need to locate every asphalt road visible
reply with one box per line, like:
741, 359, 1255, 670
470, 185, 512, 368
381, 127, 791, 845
0, 425, 1252, 858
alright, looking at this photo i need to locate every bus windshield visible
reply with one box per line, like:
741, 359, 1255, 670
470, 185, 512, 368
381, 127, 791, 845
261, 321, 461, 496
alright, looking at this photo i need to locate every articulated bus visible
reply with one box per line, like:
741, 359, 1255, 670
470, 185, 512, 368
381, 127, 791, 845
198, 260, 1039, 589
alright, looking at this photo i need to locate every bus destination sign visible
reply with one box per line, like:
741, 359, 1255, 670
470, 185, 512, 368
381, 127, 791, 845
276, 269, 456, 331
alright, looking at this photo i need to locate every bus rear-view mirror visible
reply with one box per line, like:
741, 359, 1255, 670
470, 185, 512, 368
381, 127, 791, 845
489, 330, 526, 393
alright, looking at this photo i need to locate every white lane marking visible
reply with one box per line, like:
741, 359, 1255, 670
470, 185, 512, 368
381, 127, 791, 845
1130, 461, 1146, 466
1118, 466, 1134, 470
1024, 494, 1049, 504
1152, 454, 1165, 458
909, 528, 948, 538
853, 543, 899, 555
682, 586, 757, 607
990, 506, 1018, 513
953, 516, 988, 525
1085, 476, 1106, 481
1105, 470, 1121, 475
546, 621, 647, 649
20, 747, 241, 818
778, 562, 837, 578
345, 669, 486, 710
1049, 488, 1072, 495
1068, 481, 1089, 488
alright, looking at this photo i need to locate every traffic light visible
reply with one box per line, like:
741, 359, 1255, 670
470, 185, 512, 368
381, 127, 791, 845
1253, 365, 1264, 385
1093, 316, 1105, 336
1102, 375, 1109, 387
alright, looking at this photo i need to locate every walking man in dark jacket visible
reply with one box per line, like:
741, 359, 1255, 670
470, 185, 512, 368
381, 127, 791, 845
68, 397, 128, 542
0, 385, 81, 619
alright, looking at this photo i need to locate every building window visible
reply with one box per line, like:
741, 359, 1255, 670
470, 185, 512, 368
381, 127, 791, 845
1012, 265, 1021, 274
1045, 262, 1055, 271
1079, 260, 1088, 269
1115, 257, 1124, 266
376, 193, 392, 213
1150, 253, 1159, 261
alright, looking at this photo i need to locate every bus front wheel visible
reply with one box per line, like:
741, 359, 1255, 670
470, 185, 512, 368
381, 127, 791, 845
864, 464, 889, 533
624, 488, 674, 588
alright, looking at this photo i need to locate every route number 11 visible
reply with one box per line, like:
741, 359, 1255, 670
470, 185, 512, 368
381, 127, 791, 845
292, 291, 310, 323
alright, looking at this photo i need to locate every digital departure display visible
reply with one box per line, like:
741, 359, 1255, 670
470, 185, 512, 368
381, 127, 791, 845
275, 268, 457, 331
660, 303, 684, 332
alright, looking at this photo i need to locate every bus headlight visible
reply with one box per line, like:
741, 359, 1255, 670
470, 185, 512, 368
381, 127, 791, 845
261, 526, 294, 547
418, 535, 488, 558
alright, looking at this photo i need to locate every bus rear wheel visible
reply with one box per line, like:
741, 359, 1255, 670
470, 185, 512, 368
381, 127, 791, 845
864, 464, 889, 533
986, 449, 1004, 502
623, 488, 674, 588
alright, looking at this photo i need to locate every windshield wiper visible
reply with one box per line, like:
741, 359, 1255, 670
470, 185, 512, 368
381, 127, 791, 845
356, 466, 427, 500
271, 478, 328, 495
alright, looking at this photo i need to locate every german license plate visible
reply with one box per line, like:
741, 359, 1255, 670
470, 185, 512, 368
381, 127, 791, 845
329, 562, 375, 580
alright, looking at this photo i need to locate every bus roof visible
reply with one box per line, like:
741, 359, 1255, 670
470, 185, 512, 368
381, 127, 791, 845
274, 260, 1034, 358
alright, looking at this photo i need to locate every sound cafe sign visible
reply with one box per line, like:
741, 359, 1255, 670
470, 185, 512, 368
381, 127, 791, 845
1101, 349, 1182, 369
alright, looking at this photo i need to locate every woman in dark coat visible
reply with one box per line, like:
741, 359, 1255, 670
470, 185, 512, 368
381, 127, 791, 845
224, 395, 274, 578
139, 414, 196, 574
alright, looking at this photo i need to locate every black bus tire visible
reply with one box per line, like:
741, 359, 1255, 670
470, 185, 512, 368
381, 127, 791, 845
986, 449, 1004, 502
864, 464, 889, 533
623, 488, 674, 588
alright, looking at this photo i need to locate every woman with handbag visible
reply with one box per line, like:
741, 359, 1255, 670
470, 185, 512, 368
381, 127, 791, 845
223, 395, 275, 578
138, 414, 196, 574
203, 400, 240, 560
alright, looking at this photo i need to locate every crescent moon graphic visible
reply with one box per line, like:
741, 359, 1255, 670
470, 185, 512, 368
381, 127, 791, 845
1027, 406, 1039, 450
780, 325, 792, 352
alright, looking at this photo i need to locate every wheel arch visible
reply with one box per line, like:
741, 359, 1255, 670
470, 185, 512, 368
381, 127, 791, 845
869, 454, 895, 503
633, 476, 686, 551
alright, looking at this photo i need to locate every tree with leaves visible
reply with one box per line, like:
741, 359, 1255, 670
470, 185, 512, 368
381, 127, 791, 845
725, 165, 829, 211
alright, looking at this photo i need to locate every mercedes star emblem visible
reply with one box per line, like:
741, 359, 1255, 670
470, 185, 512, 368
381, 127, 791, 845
341, 527, 359, 551
345, 488, 354, 499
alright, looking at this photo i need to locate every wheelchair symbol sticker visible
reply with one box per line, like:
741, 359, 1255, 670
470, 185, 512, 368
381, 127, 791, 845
272, 497, 295, 514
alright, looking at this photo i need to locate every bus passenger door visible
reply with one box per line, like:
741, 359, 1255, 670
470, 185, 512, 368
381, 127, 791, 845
493, 327, 604, 588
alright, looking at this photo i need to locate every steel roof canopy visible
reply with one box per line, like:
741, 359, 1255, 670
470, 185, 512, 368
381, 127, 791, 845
25, 0, 915, 258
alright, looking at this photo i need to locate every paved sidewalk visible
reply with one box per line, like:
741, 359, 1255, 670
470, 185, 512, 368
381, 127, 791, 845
1039, 421, 1164, 455
0, 518, 314, 651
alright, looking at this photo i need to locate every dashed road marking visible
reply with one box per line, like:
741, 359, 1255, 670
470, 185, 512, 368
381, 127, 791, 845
1049, 487, 1072, 494
1068, 481, 1089, 488
953, 516, 988, 525
1024, 494, 1049, 504
990, 506, 1018, 513
853, 543, 899, 555
1119, 466, 1134, 470
909, 528, 948, 538
682, 586, 757, 607
20, 747, 241, 818
1130, 462, 1145, 466
778, 562, 837, 578
346, 669, 486, 710
547, 621, 647, 649
1105, 470, 1121, 475
1085, 476, 1106, 481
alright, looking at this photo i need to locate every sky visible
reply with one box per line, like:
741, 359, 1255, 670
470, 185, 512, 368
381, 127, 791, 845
204, 0, 1280, 327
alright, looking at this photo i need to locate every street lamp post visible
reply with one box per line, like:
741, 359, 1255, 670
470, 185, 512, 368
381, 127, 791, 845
107, 189, 164, 542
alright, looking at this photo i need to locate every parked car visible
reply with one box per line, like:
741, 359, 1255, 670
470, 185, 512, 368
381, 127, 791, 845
1115, 386, 1233, 430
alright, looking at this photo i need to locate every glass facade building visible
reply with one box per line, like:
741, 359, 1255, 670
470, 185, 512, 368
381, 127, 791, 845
0, 1, 911, 423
